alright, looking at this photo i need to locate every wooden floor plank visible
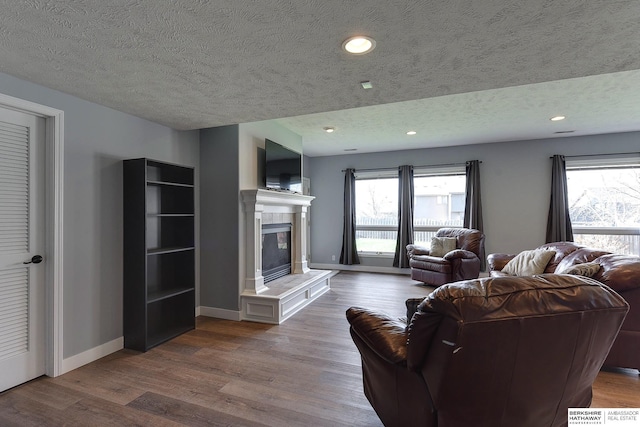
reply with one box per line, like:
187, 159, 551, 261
9, 379, 85, 410
61, 395, 185, 427
0, 394, 72, 426
0, 271, 637, 426
127, 392, 269, 427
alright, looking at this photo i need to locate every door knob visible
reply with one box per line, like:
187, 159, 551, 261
24, 255, 43, 264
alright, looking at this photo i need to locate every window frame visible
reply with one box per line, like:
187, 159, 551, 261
353, 165, 467, 256
412, 165, 466, 246
566, 155, 640, 255
354, 169, 399, 256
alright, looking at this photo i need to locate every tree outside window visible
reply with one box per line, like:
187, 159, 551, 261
567, 166, 640, 255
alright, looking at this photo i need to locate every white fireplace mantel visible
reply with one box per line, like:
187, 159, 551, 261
240, 189, 331, 324
241, 189, 314, 294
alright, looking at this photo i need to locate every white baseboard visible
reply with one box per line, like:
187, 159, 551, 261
310, 263, 411, 275
198, 306, 242, 321
60, 336, 123, 375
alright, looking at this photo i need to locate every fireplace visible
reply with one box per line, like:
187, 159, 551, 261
262, 223, 292, 283
240, 189, 331, 324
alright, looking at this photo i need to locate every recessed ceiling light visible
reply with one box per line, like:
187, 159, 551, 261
550, 115, 566, 121
342, 36, 376, 55
344, 148, 358, 152
323, 127, 335, 133
406, 131, 417, 135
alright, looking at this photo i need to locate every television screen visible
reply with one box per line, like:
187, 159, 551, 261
264, 139, 302, 193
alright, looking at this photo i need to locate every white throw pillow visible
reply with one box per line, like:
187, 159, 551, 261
501, 249, 556, 276
430, 237, 457, 257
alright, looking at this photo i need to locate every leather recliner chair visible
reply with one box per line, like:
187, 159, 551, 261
406, 227, 484, 287
347, 274, 628, 427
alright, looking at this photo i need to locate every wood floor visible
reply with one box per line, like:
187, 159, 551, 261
1, 271, 638, 426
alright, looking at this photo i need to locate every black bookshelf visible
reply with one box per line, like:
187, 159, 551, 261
123, 158, 195, 351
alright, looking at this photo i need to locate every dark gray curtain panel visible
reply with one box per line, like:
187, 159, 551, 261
464, 160, 485, 270
546, 154, 574, 243
393, 165, 414, 268
339, 168, 360, 265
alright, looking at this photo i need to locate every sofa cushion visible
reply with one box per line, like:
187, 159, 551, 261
537, 242, 584, 272
501, 249, 556, 276
409, 256, 452, 273
555, 248, 611, 273
430, 236, 457, 257
557, 262, 601, 277
592, 254, 640, 293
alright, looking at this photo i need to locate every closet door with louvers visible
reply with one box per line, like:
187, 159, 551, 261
0, 106, 45, 392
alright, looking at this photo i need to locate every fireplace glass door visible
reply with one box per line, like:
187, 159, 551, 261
262, 224, 292, 283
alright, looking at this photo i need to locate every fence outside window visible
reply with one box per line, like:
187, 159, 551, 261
356, 218, 462, 254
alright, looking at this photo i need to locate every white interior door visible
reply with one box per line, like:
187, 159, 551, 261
0, 106, 46, 391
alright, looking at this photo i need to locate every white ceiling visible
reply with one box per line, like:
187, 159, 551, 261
1, 1, 639, 157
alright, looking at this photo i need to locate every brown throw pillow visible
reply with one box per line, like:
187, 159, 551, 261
557, 262, 601, 277
501, 249, 556, 276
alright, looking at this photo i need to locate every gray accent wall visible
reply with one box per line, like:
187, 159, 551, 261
0, 72, 200, 359
307, 132, 640, 268
199, 125, 241, 311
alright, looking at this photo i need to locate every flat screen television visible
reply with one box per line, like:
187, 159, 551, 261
264, 139, 302, 193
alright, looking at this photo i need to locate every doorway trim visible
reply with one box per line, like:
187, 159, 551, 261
0, 92, 64, 377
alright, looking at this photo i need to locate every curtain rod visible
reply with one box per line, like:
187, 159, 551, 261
551, 151, 640, 159
342, 161, 480, 173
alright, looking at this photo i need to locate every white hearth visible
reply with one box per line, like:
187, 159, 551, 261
240, 189, 332, 324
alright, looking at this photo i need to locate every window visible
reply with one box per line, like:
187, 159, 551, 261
566, 156, 640, 255
355, 173, 398, 254
413, 166, 466, 246
354, 166, 467, 254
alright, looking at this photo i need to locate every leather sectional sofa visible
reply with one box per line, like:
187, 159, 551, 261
488, 241, 640, 371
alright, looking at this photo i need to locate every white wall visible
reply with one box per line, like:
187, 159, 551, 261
238, 120, 304, 190
0, 72, 199, 359
307, 132, 640, 269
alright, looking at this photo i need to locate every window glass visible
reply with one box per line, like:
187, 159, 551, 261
355, 177, 398, 253
353, 168, 467, 254
413, 174, 466, 246
566, 165, 640, 255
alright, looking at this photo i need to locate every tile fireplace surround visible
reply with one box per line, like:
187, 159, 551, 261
240, 189, 332, 324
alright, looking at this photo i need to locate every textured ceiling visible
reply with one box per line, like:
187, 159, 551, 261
1, 1, 640, 157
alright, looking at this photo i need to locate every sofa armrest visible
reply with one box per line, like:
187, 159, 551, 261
487, 253, 515, 272
346, 307, 408, 365
444, 249, 477, 261
407, 244, 430, 258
